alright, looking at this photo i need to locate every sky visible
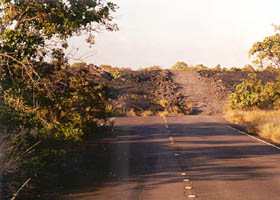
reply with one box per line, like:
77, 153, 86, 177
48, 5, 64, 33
68, 0, 280, 70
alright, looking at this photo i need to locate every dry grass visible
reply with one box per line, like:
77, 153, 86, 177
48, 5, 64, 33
204, 110, 213, 115
126, 108, 138, 117
158, 110, 169, 117
141, 110, 154, 117
225, 109, 280, 144
182, 99, 194, 115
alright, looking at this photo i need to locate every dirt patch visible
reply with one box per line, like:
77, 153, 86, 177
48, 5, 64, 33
171, 71, 225, 114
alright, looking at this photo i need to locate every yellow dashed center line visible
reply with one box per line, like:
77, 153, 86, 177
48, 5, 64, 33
185, 186, 193, 190
181, 172, 187, 176
188, 194, 197, 198
163, 117, 168, 128
163, 117, 197, 199
169, 136, 175, 144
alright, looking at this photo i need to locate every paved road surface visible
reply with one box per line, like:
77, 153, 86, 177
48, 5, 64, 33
63, 115, 280, 200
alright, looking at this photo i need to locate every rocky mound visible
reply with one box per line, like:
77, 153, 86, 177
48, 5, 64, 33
198, 70, 277, 93
78, 66, 278, 116
172, 70, 277, 115
104, 70, 192, 116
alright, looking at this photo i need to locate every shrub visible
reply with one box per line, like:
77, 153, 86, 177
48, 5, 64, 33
242, 64, 255, 72
141, 110, 154, 117
170, 62, 189, 71
0, 67, 114, 199
126, 108, 138, 117
229, 67, 241, 71
227, 73, 280, 110
170, 62, 210, 71
157, 98, 193, 115
111, 70, 121, 79
71, 62, 87, 68
131, 94, 138, 100
138, 65, 161, 71
214, 64, 221, 71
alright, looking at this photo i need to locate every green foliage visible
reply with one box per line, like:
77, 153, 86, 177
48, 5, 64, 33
111, 70, 121, 79
170, 62, 210, 71
158, 99, 170, 108
264, 64, 280, 72
242, 64, 255, 72
138, 65, 161, 71
0, 0, 118, 140
193, 64, 209, 70
99, 64, 114, 72
229, 67, 241, 72
249, 26, 280, 69
0, 0, 118, 64
214, 64, 221, 71
170, 61, 189, 71
157, 98, 193, 115
98, 64, 122, 79
131, 94, 138, 100
71, 62, 87, 68
0, 0, 118, 196
99, 64, 131, 72
227, 73, 280, 110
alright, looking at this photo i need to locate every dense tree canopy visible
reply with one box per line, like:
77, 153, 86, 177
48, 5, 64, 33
0, 0, 118, 63
0, 0, 118, 138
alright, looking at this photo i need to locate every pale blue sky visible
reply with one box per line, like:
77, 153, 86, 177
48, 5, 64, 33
68, 0, 280, 69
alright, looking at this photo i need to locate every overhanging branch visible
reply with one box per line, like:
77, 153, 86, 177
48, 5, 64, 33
0, 53, 40, 81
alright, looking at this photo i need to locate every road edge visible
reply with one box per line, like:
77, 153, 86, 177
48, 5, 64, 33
227, 125, 280, 151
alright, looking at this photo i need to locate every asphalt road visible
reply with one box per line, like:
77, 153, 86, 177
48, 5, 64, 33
63, 115, 280, 200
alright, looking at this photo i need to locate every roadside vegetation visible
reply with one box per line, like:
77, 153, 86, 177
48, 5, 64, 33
224, 74, 280, 144
169, 61, 257, 72
225, 25, 280, 144
137, 65, 162, 71
1, 0, 280, 198
0, 1, 118, 199
225, 110, 280, 144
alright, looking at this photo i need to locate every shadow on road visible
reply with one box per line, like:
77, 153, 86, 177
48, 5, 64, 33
57, 117, 280, 199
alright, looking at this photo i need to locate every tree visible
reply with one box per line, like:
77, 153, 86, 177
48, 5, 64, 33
138, 65, 161, 71
99, 64, 114, 71
194, 64, 209, 70
249, 26, 280, 69
0, 0, 118, 63
170, 61, 188, 70
214, 64, 221, 71
242, 64, 255, 72
0, 1, 118, 196
71, 62, 87, 68
0, 0, 118, 136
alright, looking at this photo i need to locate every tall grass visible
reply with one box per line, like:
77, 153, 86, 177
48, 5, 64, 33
225, 109, 280, 144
